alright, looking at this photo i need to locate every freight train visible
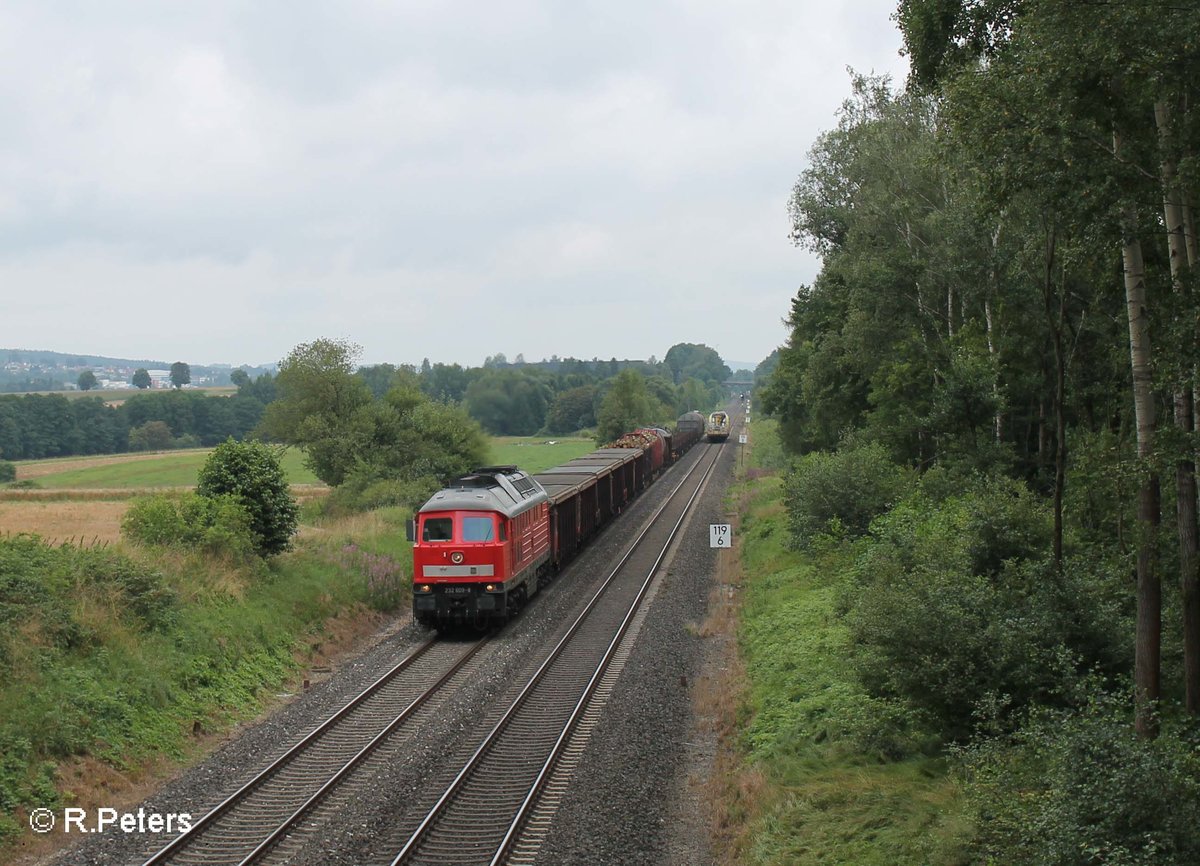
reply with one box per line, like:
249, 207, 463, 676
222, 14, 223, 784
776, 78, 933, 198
410, 416, 705, 628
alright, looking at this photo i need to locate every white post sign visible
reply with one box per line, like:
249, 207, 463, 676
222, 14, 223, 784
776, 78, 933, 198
710, 523, 733, 548
739, 434, 748, 444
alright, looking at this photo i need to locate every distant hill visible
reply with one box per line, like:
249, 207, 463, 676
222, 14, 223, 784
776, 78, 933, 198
1, 348, 171, 369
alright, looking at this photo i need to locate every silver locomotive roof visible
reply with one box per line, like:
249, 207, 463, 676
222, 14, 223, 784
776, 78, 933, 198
419, 466, 549, 518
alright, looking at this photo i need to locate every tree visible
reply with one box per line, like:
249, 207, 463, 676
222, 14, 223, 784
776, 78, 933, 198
132, 368, 152, 389
259, 338, 373, 482
197, 438, 298, 557
128, 420, 173, 451
664, 342, 732, 385
230, 369, 250, 388
170, 362, 191, 389
595, 369, 666, 442
77, 370, 98, 391
464, 370, 553, 436
545, 386, 597, 434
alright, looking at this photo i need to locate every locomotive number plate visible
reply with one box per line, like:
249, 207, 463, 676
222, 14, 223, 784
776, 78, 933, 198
443, 586, 471, 594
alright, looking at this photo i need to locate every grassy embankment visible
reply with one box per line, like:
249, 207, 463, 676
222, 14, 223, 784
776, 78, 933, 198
0, 436, 593, 862
720, 420, 970, 865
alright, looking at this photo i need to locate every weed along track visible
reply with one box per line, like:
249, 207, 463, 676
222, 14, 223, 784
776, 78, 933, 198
141, 636, 490, 866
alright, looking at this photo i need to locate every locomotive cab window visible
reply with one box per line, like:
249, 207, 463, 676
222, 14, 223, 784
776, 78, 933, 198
462, 516, 495, 542
422, 517, 453, 542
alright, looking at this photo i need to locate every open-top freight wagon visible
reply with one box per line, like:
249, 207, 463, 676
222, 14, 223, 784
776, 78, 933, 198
409, 415, 703, 628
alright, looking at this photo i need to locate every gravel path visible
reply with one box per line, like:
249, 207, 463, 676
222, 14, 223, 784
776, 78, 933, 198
38, 437, 737, 866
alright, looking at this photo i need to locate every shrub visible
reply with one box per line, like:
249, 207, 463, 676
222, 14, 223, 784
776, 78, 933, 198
128, 420, 173, 451
197, 439, 299, 557
963, 694, 1200, 866
783, 442, 914, 547
322, 465, 439, 515
122, 493, 255, 560
843, 478, 1125, 742
0, 460, 14, 483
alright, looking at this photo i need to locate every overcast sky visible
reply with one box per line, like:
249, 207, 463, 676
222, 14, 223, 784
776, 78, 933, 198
3, 1, 908, 370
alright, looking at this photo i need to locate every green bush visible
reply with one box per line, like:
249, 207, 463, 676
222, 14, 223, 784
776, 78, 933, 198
323, 465, 438, 515
0, 461, 14, 484
783, 442, 914, 547
964, 695, 1200, 866
197, 439, 299, 557
844, 478, 1124, 742
122, 493, 255, 560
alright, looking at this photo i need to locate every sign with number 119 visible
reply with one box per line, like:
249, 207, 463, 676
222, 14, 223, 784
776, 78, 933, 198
710, 524, 732, 548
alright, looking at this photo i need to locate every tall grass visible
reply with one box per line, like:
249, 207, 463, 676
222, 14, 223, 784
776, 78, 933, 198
0, 506, 409, 851
728, 423, 971, 865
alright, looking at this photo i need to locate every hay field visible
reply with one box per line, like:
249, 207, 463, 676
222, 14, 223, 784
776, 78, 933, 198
0, 500, 129, 545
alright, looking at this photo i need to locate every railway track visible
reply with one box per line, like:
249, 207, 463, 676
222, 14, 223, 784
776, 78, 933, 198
384, 442, 723, 866
141, 635, 490, 866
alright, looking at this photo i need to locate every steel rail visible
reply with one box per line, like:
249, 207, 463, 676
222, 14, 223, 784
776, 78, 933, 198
142, 634, 487, 866
489, 445, 719, 865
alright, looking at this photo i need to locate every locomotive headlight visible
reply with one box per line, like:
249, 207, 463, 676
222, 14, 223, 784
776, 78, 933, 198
485, 584, 497, 592
417, 584, 432, 593
451, 551, 464, 564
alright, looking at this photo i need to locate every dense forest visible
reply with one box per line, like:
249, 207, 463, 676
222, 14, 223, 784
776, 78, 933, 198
757, 2, 1200, 861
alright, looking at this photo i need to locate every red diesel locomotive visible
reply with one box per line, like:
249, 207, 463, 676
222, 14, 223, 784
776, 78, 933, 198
411, 420, 702, 628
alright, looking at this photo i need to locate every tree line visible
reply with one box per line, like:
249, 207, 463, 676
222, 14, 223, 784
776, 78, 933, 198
0, 390, 269, 461
758, 2, 1200, 861
0, 341, 737, 472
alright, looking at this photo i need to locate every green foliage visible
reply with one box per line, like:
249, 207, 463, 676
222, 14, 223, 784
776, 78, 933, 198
736, 473, 970, 865
131, 368, 151, 389
594, 369, 669, 442
663, 342, 731, 385
322, 466, 439, 515
782, 442, 914, 546
128, 419, 174, 451
544, 385, 597, 434
464, 369, 553, 435
0, 528, 375, 838
197, 439, 299, 557
260, 339, 485, 493
845, 478, 1127, 742
746, 420, 792, 474
963, 695, 1200, 866
259, 338, 373, 481
77, 370, 98, 391
0, 460, 13, 483
169, 361, 190, 389
122, 492, 255, 560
